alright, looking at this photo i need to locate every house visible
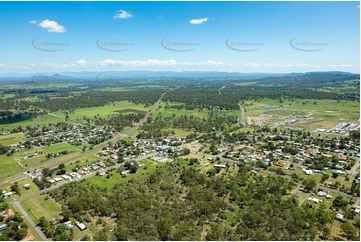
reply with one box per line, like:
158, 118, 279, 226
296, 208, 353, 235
351, 205, 360, 214
63, 221, 74, 229
3, 192, 13, 198
54, 177, 63, 182
336, 213, 344, 221
337, 154, 347, 161
61, 175, 71, 180
325, 195, 332, 199
214, 164, 227, 168
304, 169, 313, 175
23, 184, 30, 189
317, 191, 327, 197
0, 224, 7, 232
76, 222, 87, 230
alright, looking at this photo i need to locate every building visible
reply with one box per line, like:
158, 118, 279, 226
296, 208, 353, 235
63, 221, 74, 229
336, 213, 344, 221
317, 191, 327, 197
0, 224, 7, 232
214, 164, 227, 168
76, 222, 87, 231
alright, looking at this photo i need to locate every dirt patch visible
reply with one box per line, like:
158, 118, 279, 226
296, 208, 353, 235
247, 116, 264, 126
22, 232, 35, 241
115, 109, 147, 115
0, 208, 14, 220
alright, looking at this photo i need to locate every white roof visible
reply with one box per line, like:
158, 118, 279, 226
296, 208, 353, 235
336, 213, 344, 220
76, 222, 86, 230
305, 170, 313, 175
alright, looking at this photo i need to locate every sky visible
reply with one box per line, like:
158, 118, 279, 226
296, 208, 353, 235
0, 1, 359, 74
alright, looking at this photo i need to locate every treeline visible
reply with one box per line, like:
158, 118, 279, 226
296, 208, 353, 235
253, 73, 360, 87
222, 84, 359, 101
163, 85, 240, 110
0, 90, 162, 112
0, 110, 39, 124
46, 159, 342, 241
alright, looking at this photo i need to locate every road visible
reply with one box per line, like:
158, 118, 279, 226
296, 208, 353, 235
239, 104, 246, 126
348, 158, 360, 177
6, 94, 164, 241
1, 93, 165, 187
13, 200, 48, 241
218, 85, 226, 95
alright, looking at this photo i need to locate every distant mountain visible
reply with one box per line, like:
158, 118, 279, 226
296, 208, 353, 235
0, 71, 358, 84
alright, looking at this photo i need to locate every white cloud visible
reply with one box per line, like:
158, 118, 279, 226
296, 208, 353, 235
30, 19, 66, 33
0, 61, 358, 74
190, 17, 209, 25
76, 59, 88, 65
113, 10, 133, 19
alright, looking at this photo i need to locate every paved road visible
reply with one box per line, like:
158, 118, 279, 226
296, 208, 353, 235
1, 93, 165, 187
6, 94, 164, 241
13, 200, 48, 241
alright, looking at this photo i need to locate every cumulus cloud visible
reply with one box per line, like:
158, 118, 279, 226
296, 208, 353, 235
113, 10, 133, 19
190, 17, 209, 25
30, 19, 66, 33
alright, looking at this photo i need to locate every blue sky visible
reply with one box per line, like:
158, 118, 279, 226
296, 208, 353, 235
0, 1, 359, 73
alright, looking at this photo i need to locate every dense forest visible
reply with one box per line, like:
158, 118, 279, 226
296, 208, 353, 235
45, 159, 346, 241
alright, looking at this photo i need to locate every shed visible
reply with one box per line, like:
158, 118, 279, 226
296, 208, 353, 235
76, 222, 87, 231
214, 164, 227, 168
336, 213, 344, 221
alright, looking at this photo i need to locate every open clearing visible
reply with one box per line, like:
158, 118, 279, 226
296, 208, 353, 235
21, 195, 62, 224
0, 101, 149, 131
244, 99, 359, 130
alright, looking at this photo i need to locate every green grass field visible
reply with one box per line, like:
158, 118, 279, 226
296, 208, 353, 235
0, 143, 82, 183
0, 155, 23, 181
0, 101, 149, 131
0, 177, 40, 198
21, 195, 62, 224
0, 133, 26, 145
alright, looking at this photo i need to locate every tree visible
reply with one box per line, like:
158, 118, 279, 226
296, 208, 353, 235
320, 173, 329, 183
10, 182, 21, 196
332, 196, 349, 208
115, 223, 128, 241
53, 224, 74, 241
302, 178, 317, 192
130, 165, 138, 174
341, 221, 357, 240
